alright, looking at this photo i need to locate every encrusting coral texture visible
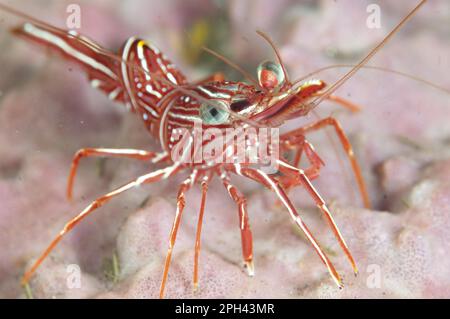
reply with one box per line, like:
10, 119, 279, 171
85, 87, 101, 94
0, 0, 449, 298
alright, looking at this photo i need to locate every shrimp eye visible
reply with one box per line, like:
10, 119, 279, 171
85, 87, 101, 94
199, 100, 230, 124
257, 60, 285, 90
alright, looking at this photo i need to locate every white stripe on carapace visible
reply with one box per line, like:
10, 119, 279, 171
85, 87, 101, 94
159, 89, 182, 151
156, 57, 177, 85
170, 105, 197, 113
23, 23, 117, 80
137, 41, 151, 81
108, 87, 121, 100
167, 72, 178, 85
197, 86, 230, 99
145, 84, 163, 99
234, 163, 243, 176
121, 38, 160, 119
90, 79, 102, 88
148, 43, 160, 54
141, 103, 160, 118
121, 37, 138, 112
168, 111, 202, 123
167, 120, 193, 128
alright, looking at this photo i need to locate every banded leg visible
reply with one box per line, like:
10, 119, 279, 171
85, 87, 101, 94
277, 160, 358, 275
193, 175, 210, 290
279, 137, 306, 192
281, 135, 325, 174
281, 135, 305, 169
226, 164, 343, 288
281, 116, 371, 209
219, 171, 254, 276
159, 172, 197, 299
67, 148, 168, 200
279, 138, 324, 190
22, 164, 181, 286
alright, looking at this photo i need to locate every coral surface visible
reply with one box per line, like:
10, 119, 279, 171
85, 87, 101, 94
0, 0, 449, 298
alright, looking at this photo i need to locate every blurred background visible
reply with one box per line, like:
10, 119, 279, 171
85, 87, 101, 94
0, 0, 449, 298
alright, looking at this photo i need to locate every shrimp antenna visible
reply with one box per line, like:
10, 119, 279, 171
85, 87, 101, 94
202, 46, 261, 88
256, 30, 290, 84
292, 64, 450, 96
308, 0, 428, 109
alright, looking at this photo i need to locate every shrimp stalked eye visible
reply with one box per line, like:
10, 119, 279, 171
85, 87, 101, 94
199, 100, 230, 124
257, 60, 285, 91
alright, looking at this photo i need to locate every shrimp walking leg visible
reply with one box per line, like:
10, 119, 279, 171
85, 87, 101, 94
22, 164, 181, 286
281, 117, 371, 209
67, 148, 167, 200
220, 171, 254, 276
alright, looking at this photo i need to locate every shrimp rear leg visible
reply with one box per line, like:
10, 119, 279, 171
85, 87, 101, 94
279, 137, 324, 190
220, 171, 254, 276
225, 164, 343, 289
280, 117, 371, 209
159, 172, 198, 299
193, 175, 210, 290
277, 160, 358, 275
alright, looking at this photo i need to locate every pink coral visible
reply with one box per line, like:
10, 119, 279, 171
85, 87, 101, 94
0, 0, 449, 298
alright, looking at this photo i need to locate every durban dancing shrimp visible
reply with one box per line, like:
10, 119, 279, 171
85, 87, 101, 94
0, 0, 434, 298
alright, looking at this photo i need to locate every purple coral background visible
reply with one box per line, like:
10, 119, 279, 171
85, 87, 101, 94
0, 0, 449, 298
